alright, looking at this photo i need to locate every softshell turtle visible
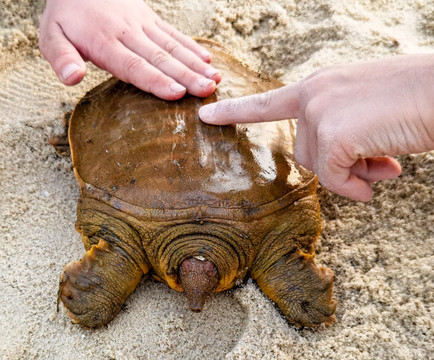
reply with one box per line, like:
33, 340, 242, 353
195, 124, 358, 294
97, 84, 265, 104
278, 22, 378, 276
55, 39, 336, 328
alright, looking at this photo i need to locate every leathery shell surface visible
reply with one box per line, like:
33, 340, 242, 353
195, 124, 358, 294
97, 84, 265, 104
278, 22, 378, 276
69, 40, 316, 221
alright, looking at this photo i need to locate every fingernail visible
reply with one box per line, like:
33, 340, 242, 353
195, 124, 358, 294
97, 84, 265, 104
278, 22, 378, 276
198, 104, 215, 122
200, 49, 211, 59
61, 63, 81, 81
205, 67, 220, 79
197, 78, 215, 88
170, 82, 186, 93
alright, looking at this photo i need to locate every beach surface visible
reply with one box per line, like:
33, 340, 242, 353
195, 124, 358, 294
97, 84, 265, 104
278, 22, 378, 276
0, 0, 433, 359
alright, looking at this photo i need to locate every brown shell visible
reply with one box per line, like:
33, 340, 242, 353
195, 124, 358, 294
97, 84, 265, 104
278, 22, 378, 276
69, 39, 316, 221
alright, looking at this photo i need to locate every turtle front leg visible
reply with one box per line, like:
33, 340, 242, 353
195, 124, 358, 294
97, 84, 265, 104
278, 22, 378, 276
252, 249, 336, 327
49, 111, 71, 157
59, 239, 143, 328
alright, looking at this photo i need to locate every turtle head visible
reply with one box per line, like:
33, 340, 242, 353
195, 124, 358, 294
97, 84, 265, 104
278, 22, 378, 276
178, 257, 220, 312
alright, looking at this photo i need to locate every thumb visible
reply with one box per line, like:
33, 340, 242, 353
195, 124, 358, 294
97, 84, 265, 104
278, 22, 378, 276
39, 23, 86, 86
350, 157, 402, 182
199, 83, 300, 125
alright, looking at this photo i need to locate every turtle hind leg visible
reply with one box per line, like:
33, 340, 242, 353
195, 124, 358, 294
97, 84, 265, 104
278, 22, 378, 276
252, 249, 336, 327
59, 239, 143, 328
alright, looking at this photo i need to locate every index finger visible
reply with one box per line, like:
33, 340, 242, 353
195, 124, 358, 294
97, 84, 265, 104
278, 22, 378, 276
198, 83, 300, 125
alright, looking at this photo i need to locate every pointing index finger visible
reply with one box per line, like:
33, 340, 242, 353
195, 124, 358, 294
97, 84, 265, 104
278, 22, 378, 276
199, 83, 300, 125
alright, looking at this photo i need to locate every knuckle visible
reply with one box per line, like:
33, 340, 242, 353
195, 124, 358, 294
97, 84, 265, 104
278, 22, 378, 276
117, 22, 135, 39
38, 29, 60, 56
148, 71, 165, 85
46, 45, 82, 70
150, 50, 170, 67
93, 33, 112, 52
123, 56, 145, 81
303, 97, 325, 124
179, 69, 190, 81
165, 26, 179, 40
145, 72, 168, 92
214, 99, 237, 117
163, 39, 181, 55
189, 57, 202, 69
318, 123, 356, 168
250, 91, 274, 120
299, 77, 318, 102
300, 67, 333, 100
90, 36, 115, 65
178, 69, 199, 86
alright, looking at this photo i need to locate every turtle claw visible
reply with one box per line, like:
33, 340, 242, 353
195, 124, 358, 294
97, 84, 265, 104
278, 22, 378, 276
59, 258, 113, 328
289, 267, 337, 328
253, 250, 337, 328
58, 239, 143, 328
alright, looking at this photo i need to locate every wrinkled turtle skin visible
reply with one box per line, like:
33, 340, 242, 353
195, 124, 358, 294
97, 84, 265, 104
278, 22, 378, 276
57, 39, 336, 328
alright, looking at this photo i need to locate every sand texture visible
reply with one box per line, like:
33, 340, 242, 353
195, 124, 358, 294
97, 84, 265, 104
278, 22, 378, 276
0, 0, 433, 359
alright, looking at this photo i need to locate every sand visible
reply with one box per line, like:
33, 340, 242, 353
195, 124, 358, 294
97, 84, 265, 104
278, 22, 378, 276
0, 0, 433, 359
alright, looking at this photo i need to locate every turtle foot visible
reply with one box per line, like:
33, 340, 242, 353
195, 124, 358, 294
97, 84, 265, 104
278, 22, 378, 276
49, 111, 71, 157
59, 239, 142, 328
253, 249, 336, 327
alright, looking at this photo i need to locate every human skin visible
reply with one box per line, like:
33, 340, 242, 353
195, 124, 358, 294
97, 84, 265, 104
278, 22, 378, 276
39, 0, 221, 100
199, 54, 434, 201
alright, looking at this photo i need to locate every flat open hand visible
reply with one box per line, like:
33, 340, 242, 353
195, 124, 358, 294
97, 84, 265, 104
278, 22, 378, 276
39, 0, 221, 100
